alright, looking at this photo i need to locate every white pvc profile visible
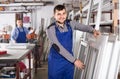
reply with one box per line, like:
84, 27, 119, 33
83, 0, 94, 41
92, 35, 109, 79
85, 47, 98, 79
94, 0, 103, 30
74, 40, 88, 79
118, 0, 120, 72
107, 38, 120, 79
97, 42, 113, 79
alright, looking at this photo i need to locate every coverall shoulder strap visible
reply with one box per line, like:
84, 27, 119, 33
65, 19, 72, 27
47, 22, 55, 29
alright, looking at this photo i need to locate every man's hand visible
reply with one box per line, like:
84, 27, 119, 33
93, 29, 100, 38
74, 59, 85, 70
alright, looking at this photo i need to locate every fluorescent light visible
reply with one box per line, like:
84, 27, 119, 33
0, 3, 23, 7
0, 2, 44, 7
21, 3, 44, 6
0, 10, 29, 13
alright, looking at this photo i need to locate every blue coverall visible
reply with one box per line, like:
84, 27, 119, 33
16, 27, 27, 43
48, 21, 74, 79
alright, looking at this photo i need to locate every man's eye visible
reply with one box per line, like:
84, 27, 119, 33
63, 13, 66, 15
57, 13, 61, 15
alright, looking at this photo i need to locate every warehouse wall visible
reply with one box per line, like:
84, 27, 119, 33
35, 5, 54, 34
0, 13, 16, 34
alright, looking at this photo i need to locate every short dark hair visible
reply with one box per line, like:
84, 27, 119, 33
17, 19, 22, 21
54, 4, 66, 13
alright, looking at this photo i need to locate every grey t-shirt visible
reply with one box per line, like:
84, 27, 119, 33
46, 20, 94, 63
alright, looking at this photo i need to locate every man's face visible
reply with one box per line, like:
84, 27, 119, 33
17, 20, 23, 27
54, 9, 67, 24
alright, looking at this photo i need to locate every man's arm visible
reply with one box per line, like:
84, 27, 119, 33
70, 20, 94, 33
10, 28, 17, 43
70, 20, 100, 37
46, 25, 76, 63
23, 27, 29, 34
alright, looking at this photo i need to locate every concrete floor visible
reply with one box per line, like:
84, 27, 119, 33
33, 62, 48, 79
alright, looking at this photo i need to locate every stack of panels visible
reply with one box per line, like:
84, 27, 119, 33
74, 34, 120, 79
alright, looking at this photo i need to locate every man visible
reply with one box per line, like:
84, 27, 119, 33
11, 19, 28, 43
46, 5, 100, 79
10, 19, 29, 72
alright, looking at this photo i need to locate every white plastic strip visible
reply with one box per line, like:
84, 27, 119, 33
95, 0, 103, 30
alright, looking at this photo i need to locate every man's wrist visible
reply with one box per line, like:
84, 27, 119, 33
73, 59, 77, 63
